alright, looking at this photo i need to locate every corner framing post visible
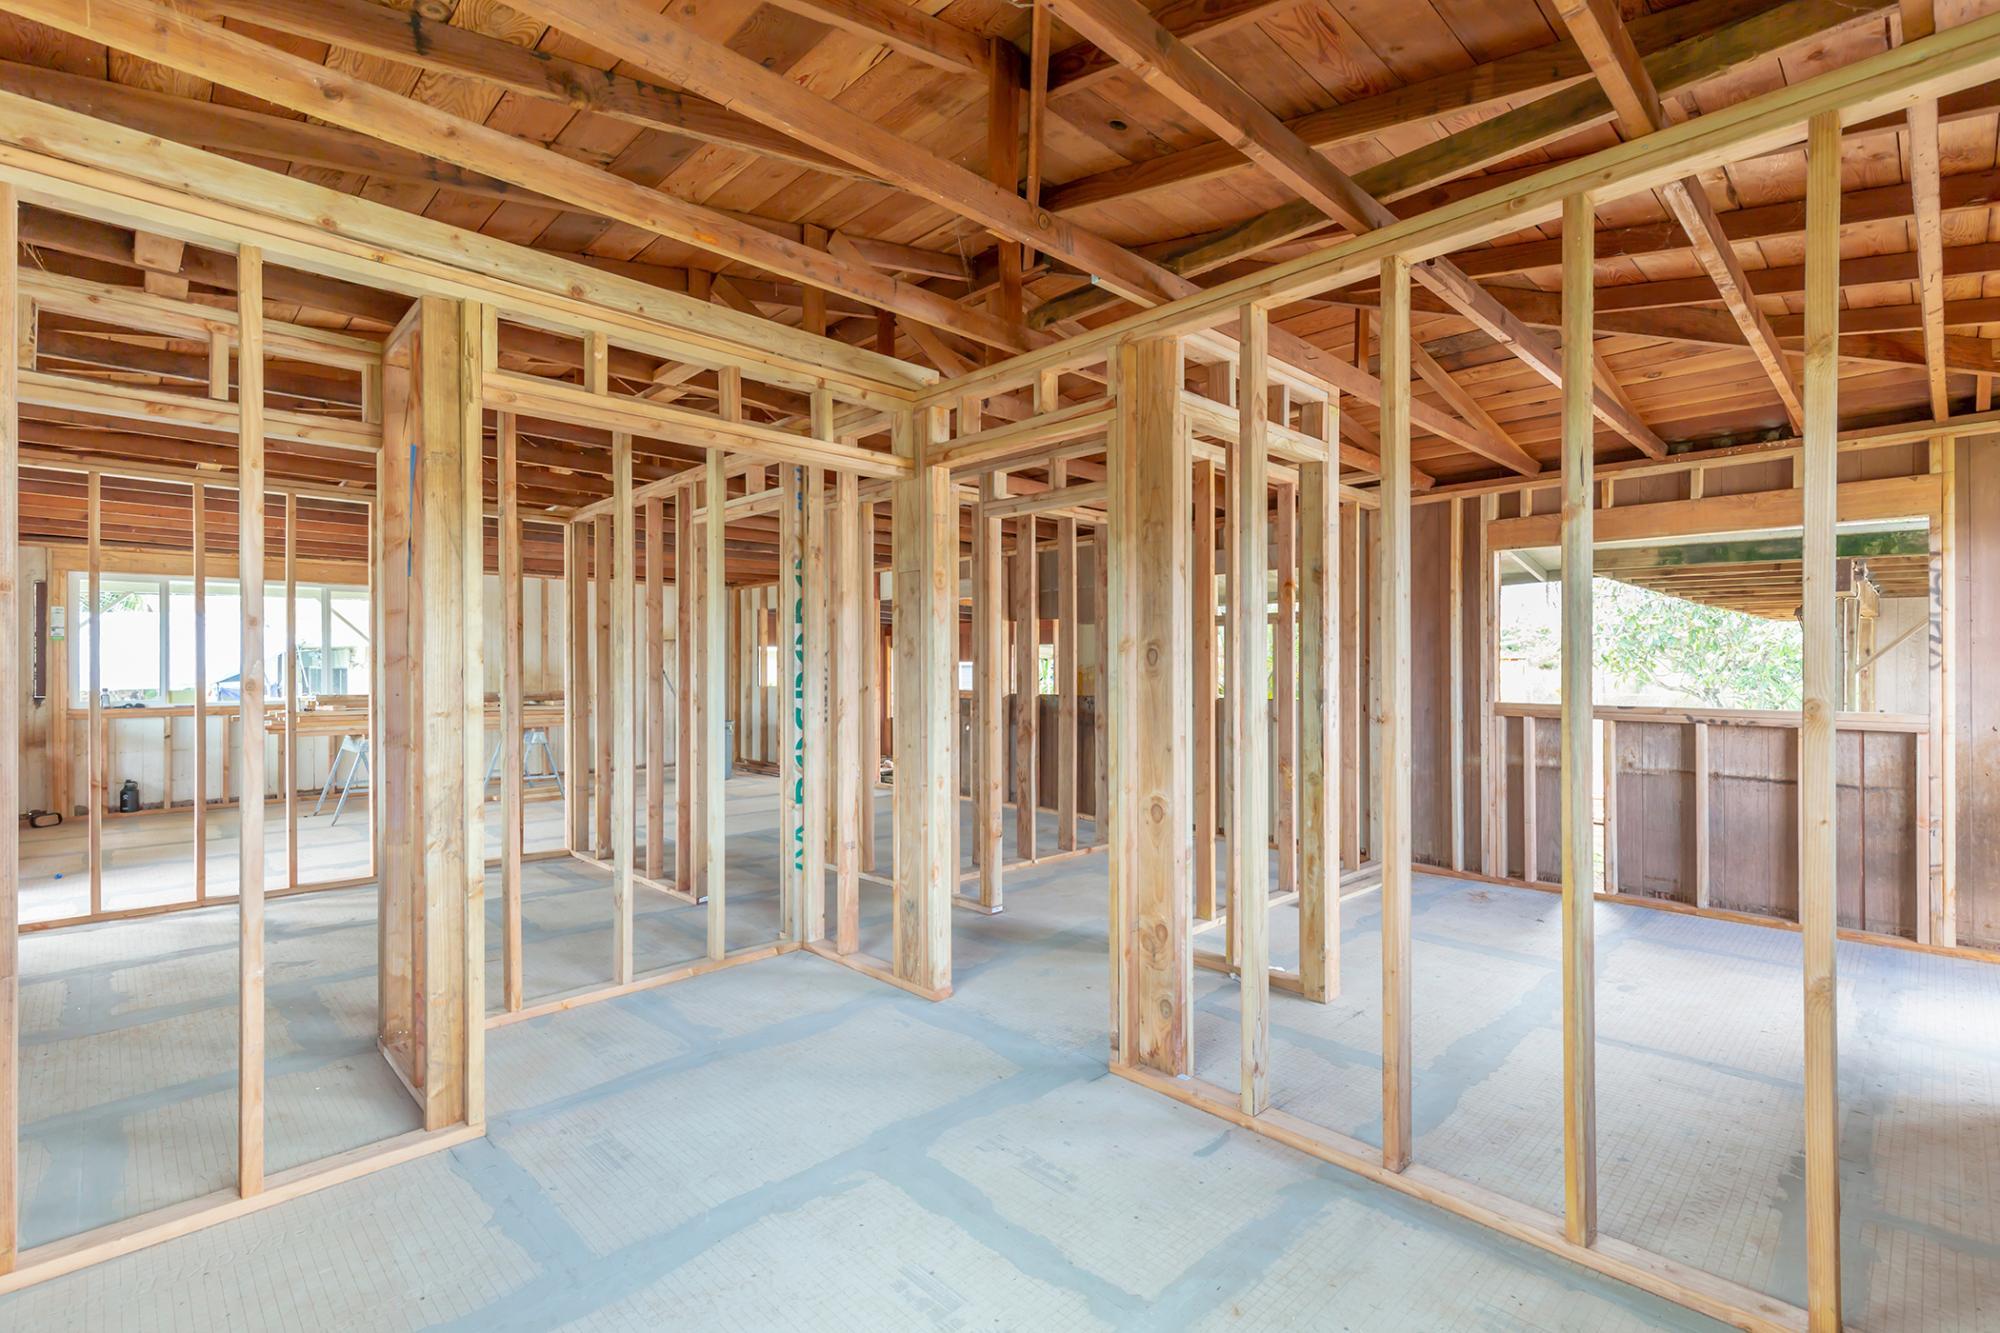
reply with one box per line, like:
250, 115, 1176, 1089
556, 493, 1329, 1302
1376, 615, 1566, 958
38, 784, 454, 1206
1379, 254, 1415, 1174
1297, 396, 1339, 1004
892, 408, 954, 996
0, 183, 20, 1272
1800, 109, 1844, 1333
1109, 335, 1192, 1075
413, 296, 481, 1131
1233, 305, 1272, 1116
236, 246, 267, 1195
500, 414, 524, 1013
1558, 192, 1599, 1247
611, 431, 635, 986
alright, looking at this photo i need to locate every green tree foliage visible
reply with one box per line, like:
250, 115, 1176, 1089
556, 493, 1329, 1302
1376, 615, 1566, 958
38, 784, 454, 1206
1502, 578, 1802, 710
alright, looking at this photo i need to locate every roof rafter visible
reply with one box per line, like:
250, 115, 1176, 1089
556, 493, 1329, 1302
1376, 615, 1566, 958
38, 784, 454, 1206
509, 0, 1182, 312
192, 0, 865, 181
1898, 0, 1950, 419
1046, 0, 1639, 469
1047, 0, 1299, 99
5, 0, 1027, 353
1030, 0, 1887, 332
1555, 0, 1806, 433
500, 0, 1489, 470
1041, 0, 1754, 216
756, 0, 993, 77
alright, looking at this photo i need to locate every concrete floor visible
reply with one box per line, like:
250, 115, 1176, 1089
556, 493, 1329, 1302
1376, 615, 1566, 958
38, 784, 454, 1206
4, 777, 1994, 1329
16, 885, 422, 1246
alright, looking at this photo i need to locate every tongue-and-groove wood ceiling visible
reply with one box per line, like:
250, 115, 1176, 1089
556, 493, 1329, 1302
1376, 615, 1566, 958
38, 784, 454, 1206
3, 0, 1996, 509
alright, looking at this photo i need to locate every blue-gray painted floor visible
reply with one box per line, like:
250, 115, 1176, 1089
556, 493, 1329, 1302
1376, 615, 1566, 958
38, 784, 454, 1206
5, 784, 1993, 1329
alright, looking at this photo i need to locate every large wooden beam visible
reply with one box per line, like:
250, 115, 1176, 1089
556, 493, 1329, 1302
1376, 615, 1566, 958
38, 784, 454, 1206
892, 409, 955, 996
236, 247, 266, 1194
1557, 194, 1598, 1248
1555, 0, 1805, 432
1109, 335, 1192, 1074
761, 0, 992, 76
414, 296, 483, 1131
0, 59, 564, 212
197, 0, 858, 180
1049, 0, 1299, 98
1489, 474, 1940, 549
1800, 109, 1844, 1333
1900, 0, 1950, 419
7, 0, 1024, 352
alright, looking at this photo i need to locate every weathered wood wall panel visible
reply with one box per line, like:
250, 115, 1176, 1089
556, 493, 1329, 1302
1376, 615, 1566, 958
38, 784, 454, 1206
1411, 501, 1452, 868
1702, 724, 1798, 920
1456, 500, 1485, 873
1610, 721, 1691, 902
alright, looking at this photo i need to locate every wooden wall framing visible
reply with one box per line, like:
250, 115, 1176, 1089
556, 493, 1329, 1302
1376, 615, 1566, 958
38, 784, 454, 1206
6, 13, 2000, 1320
